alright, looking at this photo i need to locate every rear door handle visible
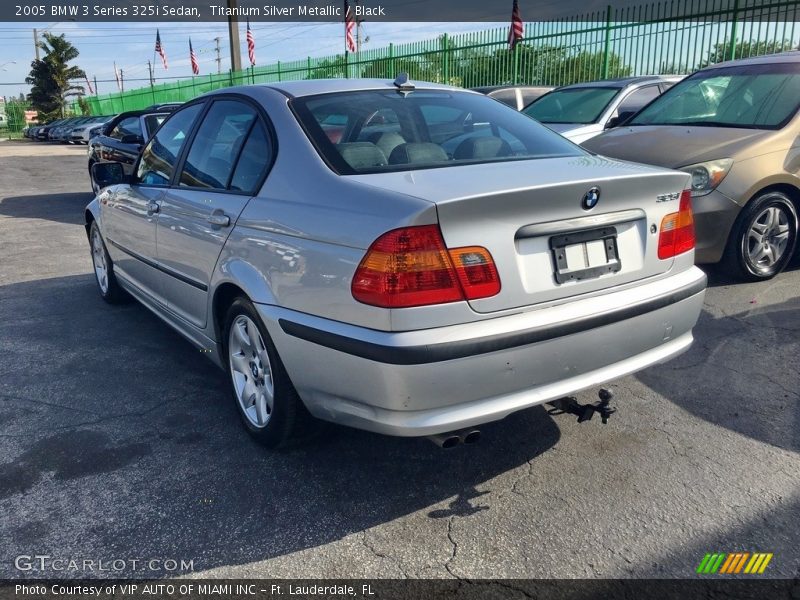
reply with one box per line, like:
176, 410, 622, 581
207, 212, 230, 227
146, 201, 160, 215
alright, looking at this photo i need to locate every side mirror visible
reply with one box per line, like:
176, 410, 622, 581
121, 133, 144, 145
605, 115, 622, 129
91, 162, 126, 189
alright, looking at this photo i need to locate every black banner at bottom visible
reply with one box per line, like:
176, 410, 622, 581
1, 579, 799, 600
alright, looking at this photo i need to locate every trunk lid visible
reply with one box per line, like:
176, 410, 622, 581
351, 155, 691, 313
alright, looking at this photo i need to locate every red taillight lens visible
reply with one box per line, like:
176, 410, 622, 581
351, 225, 501, 308
658, 189, 696, 260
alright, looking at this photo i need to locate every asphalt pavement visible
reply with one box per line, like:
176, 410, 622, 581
0, 141, 798, 580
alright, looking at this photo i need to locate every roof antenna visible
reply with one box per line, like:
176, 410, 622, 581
393, 72, 415, 95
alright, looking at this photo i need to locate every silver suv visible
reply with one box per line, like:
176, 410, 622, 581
86, 78, 706, 448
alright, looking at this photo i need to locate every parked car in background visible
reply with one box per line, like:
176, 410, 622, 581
583, 53, 800, 281
70, 115, 114, 144
51, 117, 94, 142
523, 76, 683, 143
36, 119, 66, 141
86, 77, 706, 448
87, 107, 176, 192
472, 85, 554, 110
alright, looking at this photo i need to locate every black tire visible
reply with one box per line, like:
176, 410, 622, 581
721, 191, 798, 281
88, 221, 129, 304
222, 297, 315, 448
89, 161, 99, 194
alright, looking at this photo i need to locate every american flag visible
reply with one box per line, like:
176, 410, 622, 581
189, 38, 199, 75
246, 19, 256, 66
344, 1, 356, 53
508, 0, 524, 50
85, 74, 94, 94
155, 29, 168, 70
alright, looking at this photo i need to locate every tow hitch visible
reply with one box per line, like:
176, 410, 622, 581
547, 388, 616, 424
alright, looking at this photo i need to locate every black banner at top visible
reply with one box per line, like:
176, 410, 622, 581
0, 0, 781, 22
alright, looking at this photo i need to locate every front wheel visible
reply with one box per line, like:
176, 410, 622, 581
89, 221, 128, 304
722, 191, 798, 281
223, 298, 314, 448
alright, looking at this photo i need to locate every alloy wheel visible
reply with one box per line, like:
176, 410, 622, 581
746, 205, 791, 270
228, 315, 275, 429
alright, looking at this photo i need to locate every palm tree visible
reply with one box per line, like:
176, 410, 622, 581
26, 33, 86, 120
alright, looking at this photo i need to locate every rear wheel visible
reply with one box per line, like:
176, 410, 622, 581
223, 298, 314, 448
722, 191, 798, 281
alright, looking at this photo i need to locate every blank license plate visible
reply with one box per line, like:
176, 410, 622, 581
550, 227, 621, 284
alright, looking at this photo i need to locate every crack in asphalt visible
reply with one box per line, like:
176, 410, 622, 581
444, 516, 460, 579
359, 531, 409, 577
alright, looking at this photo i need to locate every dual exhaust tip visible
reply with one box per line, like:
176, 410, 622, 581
427, 428, 481, 448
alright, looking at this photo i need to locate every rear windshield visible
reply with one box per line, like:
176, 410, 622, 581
630, 62, 800, 129
523, 87, 620, 124
291, 89, 583, 174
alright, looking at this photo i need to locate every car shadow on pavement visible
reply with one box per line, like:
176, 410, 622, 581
637, 299, 800, 454
0, 192, 94, 226
0, 273, 562, 576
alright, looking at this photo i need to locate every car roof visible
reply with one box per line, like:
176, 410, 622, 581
558, 75, 682, 90
471, 85, 553, 93
699, 50, 800, 70
204, 78, 469, 99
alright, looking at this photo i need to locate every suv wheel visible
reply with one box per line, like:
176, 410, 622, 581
722, 191, 798, 281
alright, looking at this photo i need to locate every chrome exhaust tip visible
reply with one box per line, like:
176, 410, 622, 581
427, 433, 462, 448
461, 429, 481, 445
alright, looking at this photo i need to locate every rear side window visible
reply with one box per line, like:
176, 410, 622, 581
229, 121, 272, 193
136, 103, 203, 186
109, 116, 142, 140
617, 85, 660, 116
179, 100, 256, 190
292, 89, 582, 175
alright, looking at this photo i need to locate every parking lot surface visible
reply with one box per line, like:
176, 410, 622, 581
1, 141, 798, 580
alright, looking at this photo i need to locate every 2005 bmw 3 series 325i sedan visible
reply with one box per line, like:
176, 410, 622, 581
85, 76, 707, 448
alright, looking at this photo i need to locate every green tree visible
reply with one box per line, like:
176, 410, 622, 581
699, 39, 795, 68
77, 95, 92, 116
25, 33, 86, 121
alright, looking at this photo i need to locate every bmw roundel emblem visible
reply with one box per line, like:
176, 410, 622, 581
582, 186, 601, 210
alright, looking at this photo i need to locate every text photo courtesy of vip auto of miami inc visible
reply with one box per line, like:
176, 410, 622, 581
0, 0, 798, 598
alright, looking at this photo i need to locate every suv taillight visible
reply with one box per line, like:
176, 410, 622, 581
658, 189, 695, 259
351, 225, 501, 308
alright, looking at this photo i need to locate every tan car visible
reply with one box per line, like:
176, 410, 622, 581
582, 52, 800, 280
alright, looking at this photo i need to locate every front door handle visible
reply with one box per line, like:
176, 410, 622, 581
207, 212, 230, 227
146, 201, 160, 215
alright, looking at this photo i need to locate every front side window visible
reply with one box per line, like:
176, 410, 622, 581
292, 89, 582, 175
179, 100, 257, 190
136, 103, 203, 186
616, 85, 661, 117
109, 116, 142, 140
630, 62, 800, 129
523, 87, 620, 124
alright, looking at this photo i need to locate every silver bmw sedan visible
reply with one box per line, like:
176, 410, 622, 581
85, 76, 707, 448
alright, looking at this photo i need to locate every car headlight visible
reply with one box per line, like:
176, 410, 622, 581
678, 159, 733, 197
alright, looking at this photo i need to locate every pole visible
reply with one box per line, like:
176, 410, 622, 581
227, 0, 242, 73
729, 0, 740, 61
33, 28, 40, 60
388, 42, 394, 77
120, 69, 124, 92
441, 33, 449, 84
93, 76, 98, 96
214, 37, 222, 74
277, 60, 281, 82
148, 60, 154, 87
602, 4, 612, 79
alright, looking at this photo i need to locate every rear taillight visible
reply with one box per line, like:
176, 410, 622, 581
351, 225, 501, 308
658, 189, 696, 260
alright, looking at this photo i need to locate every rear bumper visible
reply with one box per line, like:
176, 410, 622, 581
258, 266, 707, 436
